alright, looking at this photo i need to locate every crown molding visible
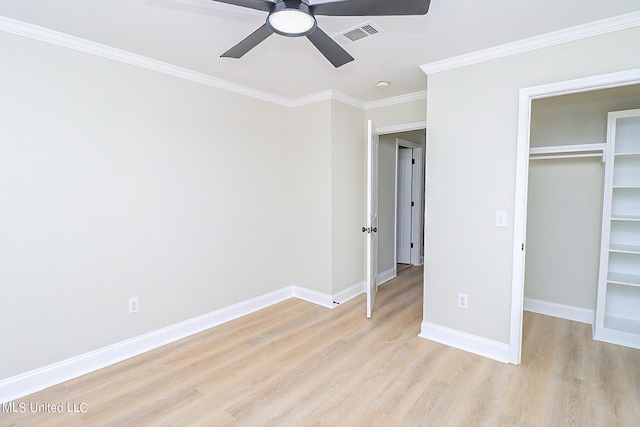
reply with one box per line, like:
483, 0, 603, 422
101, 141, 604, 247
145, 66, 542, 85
6, 10, 637, 108
0, 16, 421, 111
364, 90, 427, 110
330, 90, 367, 109
287, 89, 427, 110
0, 16, 298, 107
0, 16, 426, 110
289, 90, 366, 109
421, 10, 640, 75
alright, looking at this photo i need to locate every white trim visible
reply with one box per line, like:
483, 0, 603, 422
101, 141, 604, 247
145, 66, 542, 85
332, 281, 365, 305
524, 298, 594, 324
377, 121, 427, 135
0, 16, 296, 107
0, 16, 426, 111
0, 286, 292, 403
292, 286, 335, 308
594, 324, 640, 349
0, 281, 365, 403
288, 90, 336, 107
529, 153, 603, 161
377, 267, 397, 285
289, 89, 366, 109
510, 68, 640, 365
421, 11, 640, 75
395, 139, 424, 267
603, 308, 640, 323
419, 322, 510, 363
397, 138, 422, 150
529, 143, 606, 155
365, 91, 427, 110
529, 143, 607, 161
331, 90, 367, 109
409, 145, 424, 266
393, 140, 400, 267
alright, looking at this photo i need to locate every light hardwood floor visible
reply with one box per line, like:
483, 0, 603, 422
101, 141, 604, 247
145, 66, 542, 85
2, 266, 639, 426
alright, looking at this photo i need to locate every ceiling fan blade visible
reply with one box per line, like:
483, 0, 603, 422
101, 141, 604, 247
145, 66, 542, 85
221, 24, 273, 58
306, 27, 354, 68
210, 0, 273, 12
312, 0, 430, 16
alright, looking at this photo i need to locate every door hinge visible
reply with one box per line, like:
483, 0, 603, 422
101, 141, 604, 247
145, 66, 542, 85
521, 243, 524, 251
412, 158, 415, 164
411, 201, 414, 207
411, 243, 414, 248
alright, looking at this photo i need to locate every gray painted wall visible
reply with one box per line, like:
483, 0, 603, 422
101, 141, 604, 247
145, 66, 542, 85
424, 26, 640, 344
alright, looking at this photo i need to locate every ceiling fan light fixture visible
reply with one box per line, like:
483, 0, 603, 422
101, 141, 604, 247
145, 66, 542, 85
267, 1, 316, 36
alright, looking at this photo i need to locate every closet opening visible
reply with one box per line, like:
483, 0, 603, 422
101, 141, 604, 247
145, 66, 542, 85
510, 70, 640, 364
524, 87, 640, 325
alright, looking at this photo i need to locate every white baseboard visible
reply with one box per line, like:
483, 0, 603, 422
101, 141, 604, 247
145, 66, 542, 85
377, 268, 397, 286
524, 298, 594, 324
1, 281, 364, 403
292, 286, 335, 308
0, 287, 294, 404
419, 321, 510, 364
332, 281, 365, 305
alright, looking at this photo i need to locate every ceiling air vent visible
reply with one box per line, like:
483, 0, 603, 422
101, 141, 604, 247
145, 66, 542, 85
336, 22, 382, 45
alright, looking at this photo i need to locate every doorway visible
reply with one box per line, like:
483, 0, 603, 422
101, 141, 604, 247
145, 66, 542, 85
376, 127, 426, 286
509, 69, 640, 364
524, 86, 640, 323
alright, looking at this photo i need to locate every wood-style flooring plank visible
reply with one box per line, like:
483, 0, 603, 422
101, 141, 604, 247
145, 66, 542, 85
2, 266, 640, 426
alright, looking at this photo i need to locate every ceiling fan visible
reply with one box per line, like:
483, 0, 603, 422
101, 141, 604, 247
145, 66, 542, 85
213, 0, 431, 67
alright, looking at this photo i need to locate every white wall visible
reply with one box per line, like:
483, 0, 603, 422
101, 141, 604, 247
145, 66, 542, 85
377, 135, 397, 275
526, 86, 640, 310
0, 17, 427, 384
0, 32, 307, 378
0, 29, 372, 381
424, 27, 640, 344
289, 101, 333, 295
287, 99, 367, 297
330, 101, 366, 294
366, 99, 426, 129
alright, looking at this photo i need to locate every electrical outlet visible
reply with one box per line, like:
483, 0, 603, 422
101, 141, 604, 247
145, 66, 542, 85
458, 293, 468, 309
128, 297, 139, 314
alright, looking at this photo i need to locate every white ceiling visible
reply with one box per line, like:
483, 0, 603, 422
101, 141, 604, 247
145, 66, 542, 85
2, 0, 640, 102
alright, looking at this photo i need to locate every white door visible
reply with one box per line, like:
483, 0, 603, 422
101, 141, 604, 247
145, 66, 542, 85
396, 148, 413, 264
366, 120, 379, 318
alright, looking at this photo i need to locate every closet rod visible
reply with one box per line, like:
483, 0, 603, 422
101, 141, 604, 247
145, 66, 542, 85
530, 153, 603, 161
529, 143, 606, 155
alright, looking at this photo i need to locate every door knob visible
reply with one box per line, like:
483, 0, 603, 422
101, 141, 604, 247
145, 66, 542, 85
372, 227, 377, 233
362, 227, 369, 233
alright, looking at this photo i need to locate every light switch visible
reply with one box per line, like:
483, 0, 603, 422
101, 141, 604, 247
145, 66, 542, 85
495, 211, 507, 228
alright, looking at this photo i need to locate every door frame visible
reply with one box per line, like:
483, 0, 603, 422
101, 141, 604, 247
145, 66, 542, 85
509, 68, 640, 364
396, 138, 424, 266
376, 122, 427, 279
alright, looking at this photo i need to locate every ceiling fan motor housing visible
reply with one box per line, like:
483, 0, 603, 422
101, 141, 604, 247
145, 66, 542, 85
267, 0, 317, 37
218, 0, 431, 68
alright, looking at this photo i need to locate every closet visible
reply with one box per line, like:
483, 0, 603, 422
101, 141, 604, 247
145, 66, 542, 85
525, 86, 640, 350
593, 109, 640, 348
